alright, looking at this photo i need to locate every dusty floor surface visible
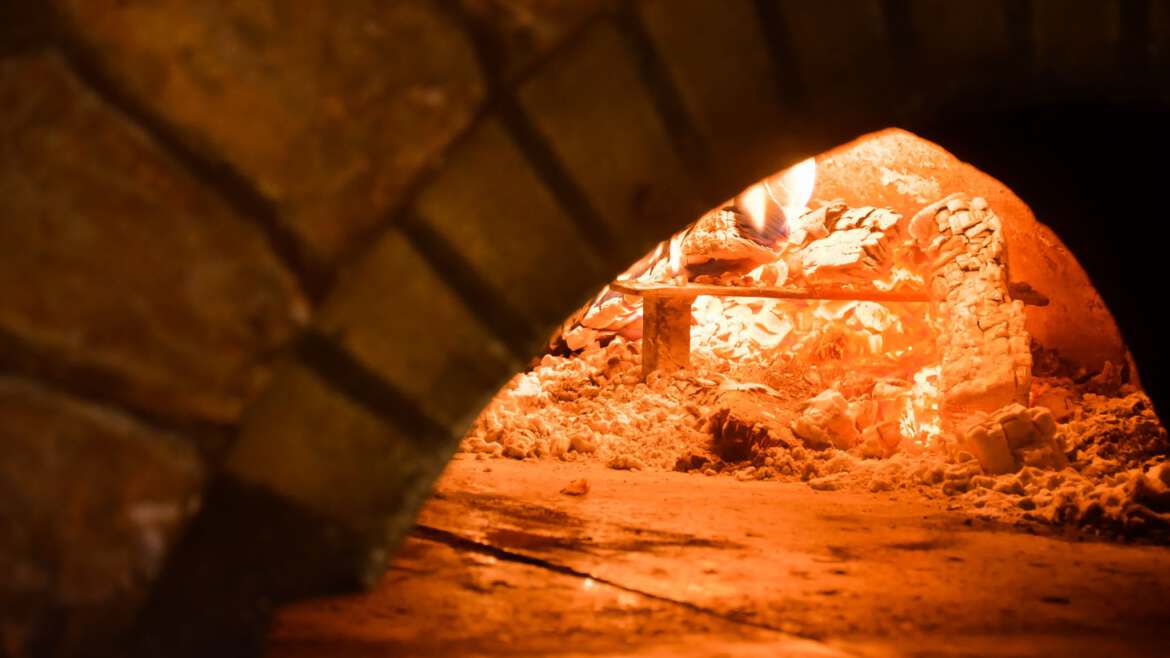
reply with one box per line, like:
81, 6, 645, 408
268, 457, 1170, 657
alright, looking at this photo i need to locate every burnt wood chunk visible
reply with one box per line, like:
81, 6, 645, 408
707, 390, 797, 461
641, 295, 693, 377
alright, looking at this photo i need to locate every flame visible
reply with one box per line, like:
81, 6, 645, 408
740, 183, 768, 232
667, 231, 686, 284
765, 157, 817, 225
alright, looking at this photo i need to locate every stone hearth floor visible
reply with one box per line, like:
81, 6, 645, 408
267, 456, 1170, 657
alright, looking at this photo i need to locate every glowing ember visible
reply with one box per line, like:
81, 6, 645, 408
901, 365, 942, 447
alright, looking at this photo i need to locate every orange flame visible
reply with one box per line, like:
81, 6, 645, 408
766, 157, 817, 226
740, 182, 769, 232
667, 231, 686, 284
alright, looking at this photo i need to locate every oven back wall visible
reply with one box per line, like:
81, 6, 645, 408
2, 1, 1168, 656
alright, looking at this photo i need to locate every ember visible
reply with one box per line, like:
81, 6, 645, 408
462, 130, 1169, 538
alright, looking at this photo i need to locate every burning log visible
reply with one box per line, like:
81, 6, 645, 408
641, 295, 691, 376
706, 389, 799, 461
681, 206, 783, 273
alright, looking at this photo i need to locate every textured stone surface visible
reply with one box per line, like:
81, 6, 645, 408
458, 0, 606, 79
408, 459, 1170, 652
0, 1, 54, 55
54, 0, 485, 265
269, 534, 832, 658
1034, 0, 1122, 81
637, 0, 790, 181
317, 229, 518, 432
0, 376, 204, 658
915, 194, 1032, 416
0, 52, 306, 424
813, 129, 1126, 371
519, 22, 705, 254
414, 117, 606, 330
227, 363, 449, 540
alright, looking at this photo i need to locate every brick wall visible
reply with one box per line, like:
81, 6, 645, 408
2, 1, 1168, 655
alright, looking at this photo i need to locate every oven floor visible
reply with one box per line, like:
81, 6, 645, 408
267, 457, 1170, 657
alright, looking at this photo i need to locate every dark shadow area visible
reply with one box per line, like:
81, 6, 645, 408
913, 94, 1170, 418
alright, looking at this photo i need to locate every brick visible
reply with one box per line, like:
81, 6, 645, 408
0, 376, 204, 656
637, 0, 782, 143
1034, 0, 1122, 81
458, 0, 607, 80
414, 117, 606, 330
518, 21, 706, 254
775, 0, 893, 105
0, 52, 306, 424
54, 0, 485, 265
226, 363, 447, 537
317, 229, 518, 431
637, 0, 798, 192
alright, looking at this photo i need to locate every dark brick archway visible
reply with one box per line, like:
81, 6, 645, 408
3, 1, 1169, 656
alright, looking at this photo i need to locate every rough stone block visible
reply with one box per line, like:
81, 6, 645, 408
458, 0, 606, 80
414, 117, 606, 330
637, 0, 789, 178
964, 423, 1017, 475
518, 22, 705, 253
0, 376, 204, 657
317, 229, 519, 431
54, 0, 485, 264
0, 52, 306, 424
226, 363, 447, 538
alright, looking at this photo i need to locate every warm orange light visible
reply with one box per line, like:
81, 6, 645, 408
874, 267, 925, 292
667, 232, 685, 283
900, 365, 942, 447
766, 157, 817, 225
740, 183, 768, 232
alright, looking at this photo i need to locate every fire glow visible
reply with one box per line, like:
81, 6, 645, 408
563, 156, 945, 451
466, 129, 1166, 542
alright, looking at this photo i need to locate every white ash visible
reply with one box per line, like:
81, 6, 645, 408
461, 344, 1169, 536
747, 384, 1170, 537
463, 338, 714, 470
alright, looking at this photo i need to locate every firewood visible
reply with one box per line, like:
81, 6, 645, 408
681, 207, 782, 267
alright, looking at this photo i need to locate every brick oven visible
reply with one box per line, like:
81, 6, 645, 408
3, 2, 1170, 657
